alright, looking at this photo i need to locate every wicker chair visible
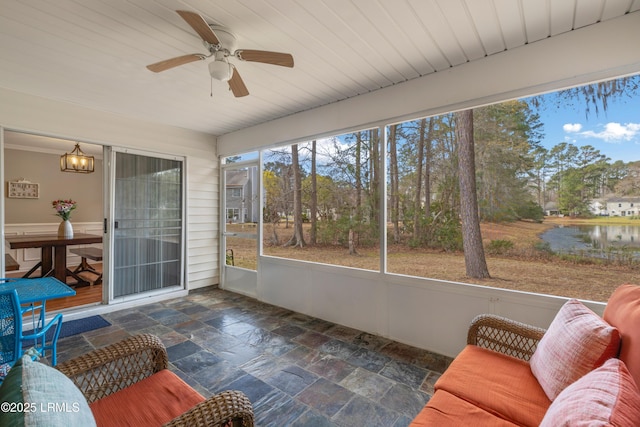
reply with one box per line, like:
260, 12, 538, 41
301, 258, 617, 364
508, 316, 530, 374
467, 313, 546, 361
56, 333, 254, 427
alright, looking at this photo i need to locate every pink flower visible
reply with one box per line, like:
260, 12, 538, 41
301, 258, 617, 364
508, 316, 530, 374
52, 199, 77, 221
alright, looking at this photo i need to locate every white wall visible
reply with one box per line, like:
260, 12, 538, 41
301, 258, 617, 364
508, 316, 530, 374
0, 89, 219, 290
218, 13, 640, 357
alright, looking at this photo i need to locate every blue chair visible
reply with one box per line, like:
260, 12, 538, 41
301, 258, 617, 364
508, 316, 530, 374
0, 277, 46, 333
0, 289, 63, 368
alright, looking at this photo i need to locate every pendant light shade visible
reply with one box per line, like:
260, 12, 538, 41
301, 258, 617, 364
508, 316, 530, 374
208, 60, 233, 82
60, 143, 95, 173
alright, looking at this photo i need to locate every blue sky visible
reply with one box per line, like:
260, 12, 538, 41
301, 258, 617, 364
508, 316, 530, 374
527, 88, 640, 163
229, 78, 640, 165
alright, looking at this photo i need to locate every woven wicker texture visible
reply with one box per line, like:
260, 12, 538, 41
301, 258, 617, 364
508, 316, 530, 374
56, 333, 168, 403
163, 390, 254, 427
56, 333, 254, 426
467, 314, 546, 361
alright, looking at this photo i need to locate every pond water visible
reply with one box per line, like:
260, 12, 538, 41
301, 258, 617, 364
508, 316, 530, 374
541, 224, 640, 258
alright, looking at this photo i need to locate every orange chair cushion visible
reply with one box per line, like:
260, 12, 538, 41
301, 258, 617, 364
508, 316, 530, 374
90, 369, 205, 427
410, 389, 520, 427
603, 283, 640, 387
434, 345, 551, 427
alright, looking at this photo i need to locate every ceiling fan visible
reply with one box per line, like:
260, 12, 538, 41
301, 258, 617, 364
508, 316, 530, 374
146, 10, 294, 97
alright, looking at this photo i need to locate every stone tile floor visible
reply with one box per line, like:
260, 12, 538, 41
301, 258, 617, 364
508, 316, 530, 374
56, 287, 452, 426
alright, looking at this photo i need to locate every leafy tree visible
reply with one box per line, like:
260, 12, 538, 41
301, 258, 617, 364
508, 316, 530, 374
225, 155, 241, 164
614, 161, 639, 195
263, 170, 283, 244
264, 156, 295, 227
473, 100, 543, 221
557, 168, 588, 216
530, 145, 549, 208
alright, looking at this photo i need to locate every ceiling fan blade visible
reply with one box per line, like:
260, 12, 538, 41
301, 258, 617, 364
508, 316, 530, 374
235, 49, 294, 67
146, 54, 204, 72
176, 10, 220, 45
228, 68, 249, 97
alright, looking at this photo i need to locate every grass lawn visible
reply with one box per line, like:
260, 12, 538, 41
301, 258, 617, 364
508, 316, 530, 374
226, 218, 640, 303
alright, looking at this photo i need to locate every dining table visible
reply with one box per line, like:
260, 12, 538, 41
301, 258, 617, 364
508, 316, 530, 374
0, 276, 76, 332
5, 233, 102, 286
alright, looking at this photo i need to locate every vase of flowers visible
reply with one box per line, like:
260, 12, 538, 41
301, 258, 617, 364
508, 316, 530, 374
53, 199, 77, 238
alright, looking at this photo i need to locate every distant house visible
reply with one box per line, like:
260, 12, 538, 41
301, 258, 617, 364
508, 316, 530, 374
605, 197, 640, 217
549, 197, 640, 217
225, 169, 259, 223
590, 199, 608, 216
544, 201, 559, 216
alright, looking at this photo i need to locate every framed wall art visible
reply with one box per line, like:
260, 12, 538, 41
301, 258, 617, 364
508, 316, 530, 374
7, 180, 40, 199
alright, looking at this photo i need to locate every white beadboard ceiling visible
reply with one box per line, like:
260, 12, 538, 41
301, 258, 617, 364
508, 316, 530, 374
1, 0, 639, 137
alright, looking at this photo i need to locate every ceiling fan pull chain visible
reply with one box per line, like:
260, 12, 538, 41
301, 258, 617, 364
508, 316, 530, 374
210, 76, 213, 97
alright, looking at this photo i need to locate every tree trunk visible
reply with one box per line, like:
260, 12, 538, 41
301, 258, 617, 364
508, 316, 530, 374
413, 119, 425, 239
369, 128, 380, 226
284, 144, 305, 248
389, 125, 400, 243
355, 133, 362, 212
348, 228, 358, 255
424, 117, 433, 219
270, 221, 280, 245
310, 140, 318, 244
455, 109, 490, 278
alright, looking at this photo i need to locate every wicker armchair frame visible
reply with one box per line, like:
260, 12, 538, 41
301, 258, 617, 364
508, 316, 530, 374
56, 333, 254, 427
467, 314, 546, 361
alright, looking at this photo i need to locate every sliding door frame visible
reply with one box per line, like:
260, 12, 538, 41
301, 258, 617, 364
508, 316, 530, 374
106, 147, 187, 304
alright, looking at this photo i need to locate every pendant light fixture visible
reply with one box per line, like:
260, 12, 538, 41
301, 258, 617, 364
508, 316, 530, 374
60, 143, 95, 173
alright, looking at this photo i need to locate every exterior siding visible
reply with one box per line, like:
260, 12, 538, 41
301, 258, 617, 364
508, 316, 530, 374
187, 158, 219, 289
1, 87, 219, 293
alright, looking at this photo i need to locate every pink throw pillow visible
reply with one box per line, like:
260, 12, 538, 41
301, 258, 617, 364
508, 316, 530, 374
540, 358, 640, 426
530, 299, 620, 400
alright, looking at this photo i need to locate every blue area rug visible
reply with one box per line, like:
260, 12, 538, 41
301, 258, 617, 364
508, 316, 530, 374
46, 315, 111, 340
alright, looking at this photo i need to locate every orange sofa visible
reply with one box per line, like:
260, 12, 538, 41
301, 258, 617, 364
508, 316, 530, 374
410, 284, 640, 426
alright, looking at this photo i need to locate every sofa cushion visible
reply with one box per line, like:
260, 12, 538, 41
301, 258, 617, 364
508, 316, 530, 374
434, 345, 550, 427
540, 358, 640, 427
410, 389, 520, 427
603, 283, 640, 387
530, 298, 620, 401
0, 355, 96, 427
89, 369, 205, 427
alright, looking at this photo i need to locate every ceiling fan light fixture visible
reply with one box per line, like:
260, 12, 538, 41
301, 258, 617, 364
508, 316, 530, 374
208, 60, 233, 82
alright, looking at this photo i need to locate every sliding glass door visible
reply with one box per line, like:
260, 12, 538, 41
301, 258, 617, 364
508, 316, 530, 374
110, 150, 184, 299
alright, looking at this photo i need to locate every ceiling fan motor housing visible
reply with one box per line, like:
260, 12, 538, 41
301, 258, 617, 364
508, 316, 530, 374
206, 25, 238, 54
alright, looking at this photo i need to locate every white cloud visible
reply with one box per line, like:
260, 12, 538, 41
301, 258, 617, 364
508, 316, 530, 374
580, 122, 640, 143
563, 123, 582, 133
